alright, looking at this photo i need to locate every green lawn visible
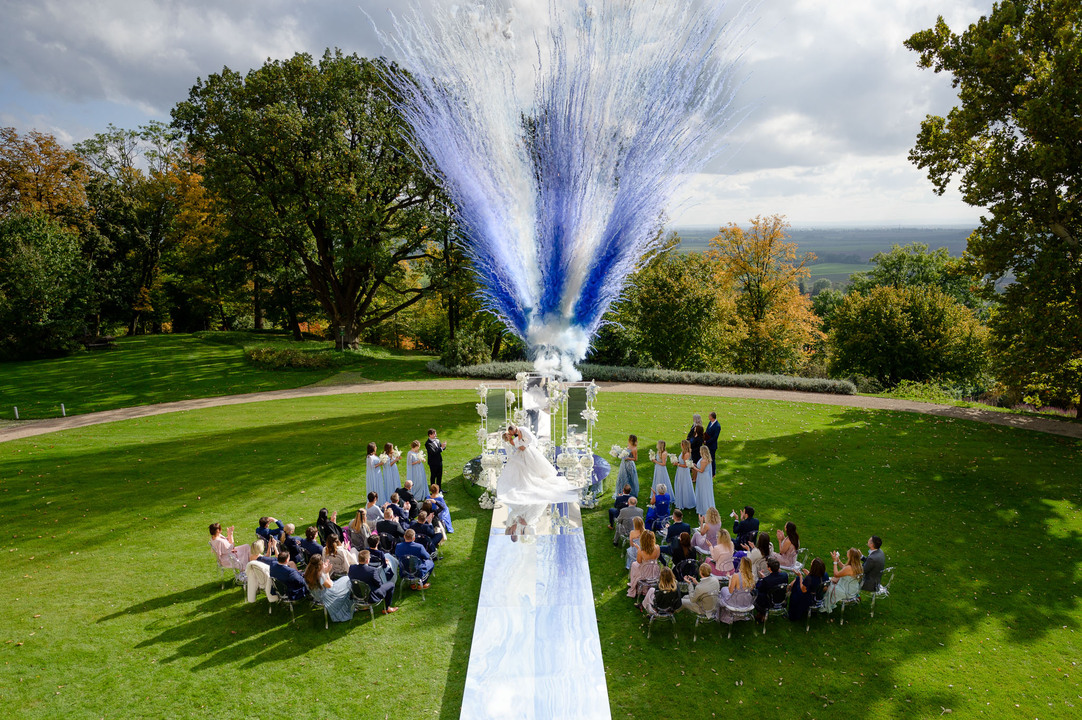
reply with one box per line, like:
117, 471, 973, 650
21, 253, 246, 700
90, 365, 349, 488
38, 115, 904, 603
0, 332, 436, 419
1, 391, 1079, 719
807, 262, 868, 286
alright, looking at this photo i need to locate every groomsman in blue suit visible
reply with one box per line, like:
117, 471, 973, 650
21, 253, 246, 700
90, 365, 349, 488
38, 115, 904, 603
395, 529, 434, 587
705, 411, 720, 473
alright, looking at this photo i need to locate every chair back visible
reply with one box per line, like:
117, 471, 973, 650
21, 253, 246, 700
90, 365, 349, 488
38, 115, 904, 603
879, 567, 895, 592
767, 583, 788, 609
379, 532, 397, 553
402, 554, 423, 579
615, 517, 633, 539
641, 559, 661, 583
270, 577, 289, 601
350, 579, 372, 604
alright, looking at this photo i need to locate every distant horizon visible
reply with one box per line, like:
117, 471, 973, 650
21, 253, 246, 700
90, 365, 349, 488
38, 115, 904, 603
670, 222, 979, 231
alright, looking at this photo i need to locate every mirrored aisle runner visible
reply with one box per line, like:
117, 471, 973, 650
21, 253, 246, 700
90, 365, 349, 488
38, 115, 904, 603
460, 502, 611, 720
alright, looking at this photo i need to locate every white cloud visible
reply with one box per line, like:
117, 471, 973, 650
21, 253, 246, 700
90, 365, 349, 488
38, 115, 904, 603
0, 0, 991, 225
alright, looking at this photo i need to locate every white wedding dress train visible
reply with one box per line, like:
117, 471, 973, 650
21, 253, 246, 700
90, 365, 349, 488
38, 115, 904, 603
497, 427, 579, 528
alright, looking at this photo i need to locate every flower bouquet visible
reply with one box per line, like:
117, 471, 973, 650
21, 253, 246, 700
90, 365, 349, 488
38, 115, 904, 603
609, 444, 630, 460
648, 449, 657, 462
378, 453, 389, 465
475, 402, 488, 417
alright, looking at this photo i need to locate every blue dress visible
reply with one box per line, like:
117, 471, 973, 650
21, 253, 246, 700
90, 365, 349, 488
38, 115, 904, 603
615, 454, 639, 499
383, 456, 402, 503
431, 493, 454, 534
694, 458, 715, 519
313, 574, 355, 622
651, 454, 674, 498
365, 455, 382, 500
672, 455, 696, 510
407, 451, 429, 501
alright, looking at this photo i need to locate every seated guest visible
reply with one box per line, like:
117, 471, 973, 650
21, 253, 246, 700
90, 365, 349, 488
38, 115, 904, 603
428, 484, 454, 534
709, 529, 736, 577
691, 507, 722, 554
417, 510, 446, 546
323, 535, 356, 577
267, 551, 310, 601
304, 556, 355, 622
775, 522, 800, 568
376, 507, 407, 547
663, 509, 691, 547
625, 516, 646, 569
348, 550, 399, 614
645, 484, 671, 531
256, 537, 297, 569
680, 563, 721, 615
627, 530, 661, 599
256, 516, 284, 545
280, 523, 305, 565
717, 557, 756, 624
347, 510, 370, 551
669, 532, 695, 566
367, 535, 399, 586
316, 507, 344, 546
384, 493, 411, 524
410, 511, 440, 553
788, 557, 827, 621
642, 566, 682, 616
208, 522, 250, 569
396, 480, 418, 520
731, 505, 759, 547
420, 500, 446, 538
250, 539, 266, 562
615, 497, 644, 544
861, 535, 886, 591
608, 484, 633, 528
299, 526, 324, 561
395, 528, 433, 587
823, 548, 863, 613
753, 558, 789, 621
364, 492, 382, 525
743, 532, 774, 579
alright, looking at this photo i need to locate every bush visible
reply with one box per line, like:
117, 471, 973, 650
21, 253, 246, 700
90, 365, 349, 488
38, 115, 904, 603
244, 346, 336, 370
879, 380, 958, 404
426, 360, 856, 395
439, 331, 492, 367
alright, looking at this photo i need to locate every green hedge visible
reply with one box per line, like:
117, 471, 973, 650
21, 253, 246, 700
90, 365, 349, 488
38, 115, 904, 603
244, 346, 337, 370
426, 360, 857, 395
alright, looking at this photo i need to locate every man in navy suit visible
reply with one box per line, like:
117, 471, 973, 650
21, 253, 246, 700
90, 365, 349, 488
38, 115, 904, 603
267, 552, 309, 601
349, 550, 398, 613
425, 429, 446, 488
608, 484, 633, 528
395, 529, 433, 587
256, 516, 284, 544
732, 506, 760, 547
410, 512, 440, 553
705, 412, 720, 473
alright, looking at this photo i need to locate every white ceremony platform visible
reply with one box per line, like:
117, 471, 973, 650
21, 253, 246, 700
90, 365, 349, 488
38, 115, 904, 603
460, 501, 611, 720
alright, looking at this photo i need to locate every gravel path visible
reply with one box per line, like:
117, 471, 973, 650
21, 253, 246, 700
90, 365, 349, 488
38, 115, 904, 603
2, 379, 1079, 444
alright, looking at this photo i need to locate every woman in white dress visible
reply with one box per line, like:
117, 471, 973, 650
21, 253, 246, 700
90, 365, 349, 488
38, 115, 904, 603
364, 442, 382, 502
406, 440, 429, 501
651, 440, 673, 498
497, 424, 578, 532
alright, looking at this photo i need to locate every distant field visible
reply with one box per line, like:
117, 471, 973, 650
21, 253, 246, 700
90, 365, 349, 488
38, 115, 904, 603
673, 225, 975, 263
807, 262, 869, 286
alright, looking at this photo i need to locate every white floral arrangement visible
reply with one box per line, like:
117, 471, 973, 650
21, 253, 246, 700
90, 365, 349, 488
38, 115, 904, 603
475, 402, 488, 417
609, 444, 630, 460
480, 453, 503, 470
669, 454, 681, 466
586, 382, 599, 401
512, 408, 527, 426
485, 434, 503, 450
378, 453, 389, 465
477, 383, 489, 398
580, 408, 599, 424
476, 426, 489, 446
389, 446, 401, 462
648, 449, 657, 461
505, 390, 516, 405
515, 371, 528, 384
579, 489, 601, 508
556, 453, 576, 469
478, 491, 496, 510
579, 454, 594, 470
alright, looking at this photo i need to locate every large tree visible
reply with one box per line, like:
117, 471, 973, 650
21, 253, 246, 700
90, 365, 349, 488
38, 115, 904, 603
906, 1, 1082, 405
707, 215, 823, 374
172, 50, 446, 348
848, 242, 987, 312
0, 127, 88, 221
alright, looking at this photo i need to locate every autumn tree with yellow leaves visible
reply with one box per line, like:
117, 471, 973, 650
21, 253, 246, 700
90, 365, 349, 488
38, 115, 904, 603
707, 215, 823, 374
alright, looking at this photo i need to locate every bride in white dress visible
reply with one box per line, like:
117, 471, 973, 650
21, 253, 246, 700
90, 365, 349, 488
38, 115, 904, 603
497, 424, 579, 532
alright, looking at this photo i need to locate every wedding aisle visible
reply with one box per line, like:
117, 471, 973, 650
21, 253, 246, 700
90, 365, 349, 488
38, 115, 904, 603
460, 502, 611, 720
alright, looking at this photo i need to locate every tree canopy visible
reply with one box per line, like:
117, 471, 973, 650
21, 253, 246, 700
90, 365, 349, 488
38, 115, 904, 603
173, 50, 447, 348
906, 0, 1081, 403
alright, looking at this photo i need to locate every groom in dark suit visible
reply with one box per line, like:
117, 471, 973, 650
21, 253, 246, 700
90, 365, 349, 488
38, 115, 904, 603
425, 428, 446, 488
705, 411, 720, 473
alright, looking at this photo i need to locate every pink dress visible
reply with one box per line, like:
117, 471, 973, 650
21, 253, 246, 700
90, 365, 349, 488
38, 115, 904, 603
709, 543, 735, 576
776, 539, 798, 568
211, 535, 250, 570
691, 522, 720, 553
627, 547, 662, 597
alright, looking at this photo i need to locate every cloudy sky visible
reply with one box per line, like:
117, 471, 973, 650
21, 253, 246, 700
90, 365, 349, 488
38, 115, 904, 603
0, 0, 990, 227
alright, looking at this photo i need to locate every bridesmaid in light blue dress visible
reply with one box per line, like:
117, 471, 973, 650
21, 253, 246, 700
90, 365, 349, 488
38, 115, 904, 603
651, 440, 674, 498
364, 442, 382, 501
382, 442, 401, 502
406, 441, 429, 501
694, 445, 715, 519
614, 435, 639, 500
672, 439, 696, 510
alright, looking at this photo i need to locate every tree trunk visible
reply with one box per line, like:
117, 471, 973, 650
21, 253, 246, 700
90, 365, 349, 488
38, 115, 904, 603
253, 274, 263, 330
285, 292, 302, 341
491, 330, 503, 360
128, 312, 139, 336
